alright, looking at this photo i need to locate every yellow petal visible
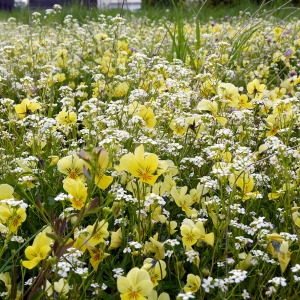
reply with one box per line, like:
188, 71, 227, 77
49, 156, 59, 166
95, 173, 113, 190
134, 145, 145, 167
201, 232, 214, 246
197, 99, 216, 112
0, 272, 11, 290
33, 232, 52, 249
28, 102, 41, 112
108, 228, 122, 250
117, 276, 131, 294
0, 184, 14, 200
54, 278, 69, 294
119, 153, 138, 174
144, 153, 159, 174
22, 257, 41, 269
216, 116, 227, 126
278, 241, 291, 272
97, 148, 110, 170
0, 205, 12, 222
236, 253, 252, 270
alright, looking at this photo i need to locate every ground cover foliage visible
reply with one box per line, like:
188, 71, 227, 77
1, 2, 300, 299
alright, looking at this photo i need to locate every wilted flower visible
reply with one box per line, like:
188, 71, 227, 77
78, 148, 113, 190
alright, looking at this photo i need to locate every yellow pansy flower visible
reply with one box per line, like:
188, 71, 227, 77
265, 114, 280, 137
53, 73, 66, 83
48, 155, 59, 166
180, 219, 201, 248
22, 227, 52, 269
56, 109, 77, 126
112, 82, 129, 98
0, 272, 11, 295
292, 204, 300, 228
142, 258, 166, 287
267, 234, 291, 272
57, 154, 85, 181
63, 178, 88, 210
0, 204, 26, 233
236, 252, 252, 270
195, 220, 214, 247
238, 94, 252, 109
278, 241, 291, 273
117, 267, 154, 300
72, 229, 88, 253
169, 118, 188, 136
88, 245, 110, 271
78, 148, 113, 190
54, 278, 69, 295
56, 48, 67, 68
171, 186, 197, 217
247, 79, 266, 100
128, 102, 157, 129
116, 145, 159, 186
144, 233, 165, 259
86, 220, 109, 247
229, 172, 259, 201
183, 274, 201, 293
197, 99, 227, 126
217, 82, 239, 108
15, 98, 41, 119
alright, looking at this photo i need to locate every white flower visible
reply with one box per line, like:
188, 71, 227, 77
129, 241, 142, 249
74, 267, 88, 277
54, 193, 68, 201
11, 236, 25, 243
123, 246, 132, 253
177, 291, 195, 299
265, 286, 276, 297
24, 278, 35, 285
242, 289, 250, 299
185, 249, 199, 263
214, 278, 228, 292
165, 250, 174, 257
165, 239, 180, 246
227, 258, 235, 265
228, 269, 247, 283
112, 268, 124, 278
268, 277, 287, 286
292, 264, 300, 272
294, 275, 300, 282
202, 276, 214, 293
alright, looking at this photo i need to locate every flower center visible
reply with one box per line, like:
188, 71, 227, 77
69, 171, 78, 179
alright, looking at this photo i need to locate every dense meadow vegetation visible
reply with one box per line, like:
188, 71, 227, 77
1, 1, 300, 299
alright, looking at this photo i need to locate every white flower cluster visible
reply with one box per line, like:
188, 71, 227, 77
112, 268, 124, 278
52, 248, 85, 278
